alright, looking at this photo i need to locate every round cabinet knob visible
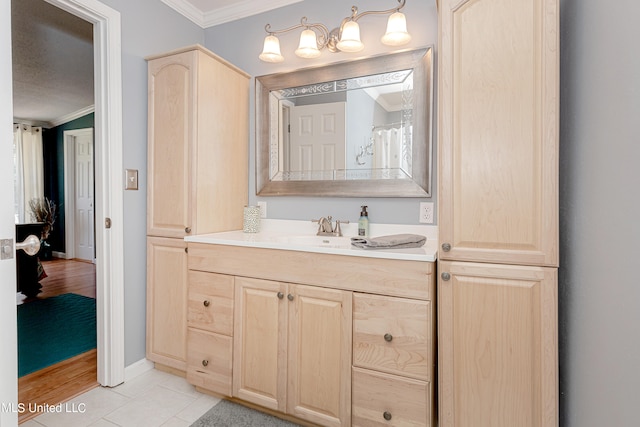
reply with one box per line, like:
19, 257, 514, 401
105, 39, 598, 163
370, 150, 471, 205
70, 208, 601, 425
203, 300, 210, 307
287, 294, 294, 301
384, 333, 393, 342
202, 360, 209, 367
277, 292, 284, 300
441, 272, 451, 281
185, 227, 192, 234
383, 411, 392, 421
442, 243, 451, 252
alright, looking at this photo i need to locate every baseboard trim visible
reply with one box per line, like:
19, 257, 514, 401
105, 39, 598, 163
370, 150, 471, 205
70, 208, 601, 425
124, 358, 154, 382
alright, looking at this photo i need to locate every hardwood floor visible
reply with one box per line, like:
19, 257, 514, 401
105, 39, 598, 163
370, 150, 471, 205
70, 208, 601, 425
18, 258, 98, 424
35, 258, 96, 299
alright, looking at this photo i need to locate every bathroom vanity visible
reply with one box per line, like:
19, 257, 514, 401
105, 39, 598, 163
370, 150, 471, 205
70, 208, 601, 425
184, 220, 437, 427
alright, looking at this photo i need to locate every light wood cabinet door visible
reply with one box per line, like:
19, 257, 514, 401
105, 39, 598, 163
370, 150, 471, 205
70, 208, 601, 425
438, 0, 559, 267
147, 51, 193, 238
233, 279, 352, 425
287, 285, 352, 427
233, 277, 288, 412
437, 260, 558, 427
147, 46, 249, 239
146, 237, 188, 370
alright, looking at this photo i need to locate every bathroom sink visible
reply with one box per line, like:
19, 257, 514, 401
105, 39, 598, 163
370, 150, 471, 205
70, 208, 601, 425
269, 235, 353, 249
185, 219, 438, 261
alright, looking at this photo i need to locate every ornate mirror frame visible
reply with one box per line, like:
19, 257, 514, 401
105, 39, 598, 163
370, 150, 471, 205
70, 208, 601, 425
255, 47, 433, 197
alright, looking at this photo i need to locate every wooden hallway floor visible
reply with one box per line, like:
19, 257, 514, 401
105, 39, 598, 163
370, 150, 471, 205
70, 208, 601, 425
18, 258, 98, 424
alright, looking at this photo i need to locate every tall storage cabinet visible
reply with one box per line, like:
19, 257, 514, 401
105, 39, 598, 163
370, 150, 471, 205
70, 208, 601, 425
437, 0, 559, 425
146, 46, 249, 371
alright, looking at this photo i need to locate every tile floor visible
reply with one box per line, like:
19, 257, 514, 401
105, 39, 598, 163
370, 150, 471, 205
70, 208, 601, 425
21, 369, 220, 427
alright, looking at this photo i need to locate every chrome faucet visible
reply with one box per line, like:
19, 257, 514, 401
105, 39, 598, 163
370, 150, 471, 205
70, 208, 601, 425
312, 216, 350, 237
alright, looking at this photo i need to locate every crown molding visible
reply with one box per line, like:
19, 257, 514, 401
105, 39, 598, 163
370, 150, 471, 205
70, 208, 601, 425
162, 0, 303, 28
203, 0, 303, 27
49, 105, 95, 128
161, 0, 205, 27
13, 104, 95, 129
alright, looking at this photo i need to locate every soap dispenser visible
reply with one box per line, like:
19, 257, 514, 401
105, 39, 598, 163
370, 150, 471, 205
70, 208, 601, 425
358, 205, 369, 237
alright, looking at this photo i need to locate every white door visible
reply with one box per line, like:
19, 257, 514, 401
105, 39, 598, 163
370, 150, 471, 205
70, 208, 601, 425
73, 129, 94, 261
1, 1, 19, 424
289, 102, 346, 175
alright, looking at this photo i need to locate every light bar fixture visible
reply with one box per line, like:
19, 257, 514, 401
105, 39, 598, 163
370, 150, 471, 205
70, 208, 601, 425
259, 0, 411, 63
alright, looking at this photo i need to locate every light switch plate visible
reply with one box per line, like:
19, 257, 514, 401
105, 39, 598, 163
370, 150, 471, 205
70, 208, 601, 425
125, 169, 138, 190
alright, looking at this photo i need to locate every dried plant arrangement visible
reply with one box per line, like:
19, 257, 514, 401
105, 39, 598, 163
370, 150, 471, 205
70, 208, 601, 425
29, 197, 57, 240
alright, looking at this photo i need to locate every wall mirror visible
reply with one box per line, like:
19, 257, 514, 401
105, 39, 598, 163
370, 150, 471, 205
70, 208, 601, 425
256, 47, 433, 197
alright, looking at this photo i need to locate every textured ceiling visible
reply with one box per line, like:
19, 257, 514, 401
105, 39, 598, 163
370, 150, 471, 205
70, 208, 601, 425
11, 0, 94, 127
10, 0, 298, 127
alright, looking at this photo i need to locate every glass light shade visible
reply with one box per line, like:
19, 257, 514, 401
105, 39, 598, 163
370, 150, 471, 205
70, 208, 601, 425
336, 20, 364, 53
381, 12, 411, 46
295, 29, 321, 58
259, 35, 284, 63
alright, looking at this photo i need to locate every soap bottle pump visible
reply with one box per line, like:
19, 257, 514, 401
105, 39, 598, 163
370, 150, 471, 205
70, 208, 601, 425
358, 205, 369, 237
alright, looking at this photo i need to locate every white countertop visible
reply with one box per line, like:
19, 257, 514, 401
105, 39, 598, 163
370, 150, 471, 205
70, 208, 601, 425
185, 219, 438, 262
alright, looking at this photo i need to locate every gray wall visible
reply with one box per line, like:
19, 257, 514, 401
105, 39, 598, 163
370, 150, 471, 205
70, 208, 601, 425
204, 0, 438, 225
559, 0, 640, 425
94, 0, 204, 366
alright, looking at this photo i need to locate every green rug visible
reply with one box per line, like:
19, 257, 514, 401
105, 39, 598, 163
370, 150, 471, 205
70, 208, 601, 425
17, 293, 96, 377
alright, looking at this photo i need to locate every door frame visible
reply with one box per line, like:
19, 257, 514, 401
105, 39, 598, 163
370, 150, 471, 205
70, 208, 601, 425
1, 2, 17, 424
45, 0, 125, 387
63, 128, 95, 261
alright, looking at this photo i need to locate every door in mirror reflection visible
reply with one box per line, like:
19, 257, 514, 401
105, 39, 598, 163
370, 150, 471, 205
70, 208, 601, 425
288, 102, 346, 177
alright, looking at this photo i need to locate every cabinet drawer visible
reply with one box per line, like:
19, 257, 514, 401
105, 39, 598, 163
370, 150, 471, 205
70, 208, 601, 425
186, 328, 233, 396
353, 293, 431, 380
352, 367, 431, 427
188, 271, 234, 335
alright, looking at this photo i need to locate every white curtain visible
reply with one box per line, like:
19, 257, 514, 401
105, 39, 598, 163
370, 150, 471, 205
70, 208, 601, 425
13, 124, 44, 223
372, 127, 403, 170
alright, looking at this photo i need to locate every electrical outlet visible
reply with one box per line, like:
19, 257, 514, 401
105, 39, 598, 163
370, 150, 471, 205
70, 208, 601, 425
419, 202, 434, 224
257, 201, 267, 218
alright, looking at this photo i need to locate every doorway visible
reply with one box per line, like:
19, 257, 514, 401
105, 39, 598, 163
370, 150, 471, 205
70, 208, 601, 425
11, 0, 100, 413
7, 0, 125, 392
64, 128, 96, 262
